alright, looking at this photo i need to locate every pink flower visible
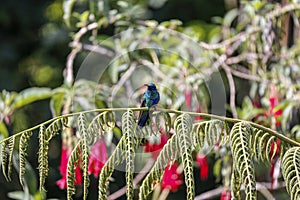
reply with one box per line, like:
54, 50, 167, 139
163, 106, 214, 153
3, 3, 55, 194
161, 162, 183, 192
144, 133, 169, 160
268, 85, 282, 127
195, 105, 203, 121
88, 139, 107, 177
185, 87, 192, 109
220, 189, 231, 200
268, 97, 282, 127
196, 152, 209, 180
56, 145, 82, 189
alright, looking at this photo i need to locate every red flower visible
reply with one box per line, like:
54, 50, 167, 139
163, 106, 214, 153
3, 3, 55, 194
56, 145, 82, 189
144, 133, 169, 160
196, 152, 209, 180
185, 87, 192, 109
161, 162, 183, 192
88, 139, 107, 177
220, 189, 231, 200
195, 105, 203, 121
268, 97, 282, 127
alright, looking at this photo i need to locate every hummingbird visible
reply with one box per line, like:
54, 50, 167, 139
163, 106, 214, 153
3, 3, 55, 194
138, 83, 160, 127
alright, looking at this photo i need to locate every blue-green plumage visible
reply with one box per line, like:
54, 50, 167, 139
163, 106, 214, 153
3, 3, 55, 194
138, 83, 160, 127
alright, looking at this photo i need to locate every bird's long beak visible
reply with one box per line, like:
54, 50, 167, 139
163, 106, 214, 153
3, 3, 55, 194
144, 84, 148, 86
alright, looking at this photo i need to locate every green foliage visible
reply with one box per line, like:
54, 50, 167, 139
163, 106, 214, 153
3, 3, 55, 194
1, 109, 300, 199
78, 114, 90, 200
38, 118, 68, 191
2, 135, 16, 182
19, 131, 33, 187
230, 122, 256, 199
174, 114, 194, 199
281, 147, 300, 200
193, 119, 229, 149
98, 132, 128, 199
67, 142, 81, 199
123, 110, 136, 199
38, 125, 48, 191
10, 88, 52, 110
139, 116, 179, 199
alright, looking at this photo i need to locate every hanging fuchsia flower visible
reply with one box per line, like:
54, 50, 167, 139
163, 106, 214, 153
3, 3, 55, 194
185, 87, 192, 109
220, 189, 231, 200
88, 139, 108, 177
195, 105, 203, 121
56, 145, 82, 189
196, 152, 209, 180
144, 133, 169, 160
268, 96, 282, 127
266, 85, 282, 127
161, 162, 183, 192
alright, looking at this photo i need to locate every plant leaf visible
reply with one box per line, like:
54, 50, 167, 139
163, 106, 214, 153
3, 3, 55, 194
11, 88, 52, 110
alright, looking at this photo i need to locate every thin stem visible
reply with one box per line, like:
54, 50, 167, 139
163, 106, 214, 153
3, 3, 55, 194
1, 107, 300, 147
222, 63, 238, 118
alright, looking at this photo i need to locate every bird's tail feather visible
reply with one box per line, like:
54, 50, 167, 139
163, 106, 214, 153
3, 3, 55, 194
138, 111, 149, 127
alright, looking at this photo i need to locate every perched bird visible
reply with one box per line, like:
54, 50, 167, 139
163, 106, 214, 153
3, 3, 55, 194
138, 83, 160, 127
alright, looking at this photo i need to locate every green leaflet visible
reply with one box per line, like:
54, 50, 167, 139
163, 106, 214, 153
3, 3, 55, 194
1, 136, 16, 182
78, 114, 90, 200
281, 147, 300, 200
175, 114, 194, 200
88, 111, 115, 146
98, 137, 125, 199
1, 108, 300, 200
19, 131, 33, 187
1, 140, 9, 181
139, 126, 179, 200
230, 122, 256, 200
98, 109, 137, 200
10, 87, 52, 110
123, 110, 136, 199
45, 118, 68, 142
38, 125, 48, 191
38, 118, 67, 191
250, 128, 280, 163
231, 168, 241, 200
192, 119, 229, 150
67, 142, 81, 199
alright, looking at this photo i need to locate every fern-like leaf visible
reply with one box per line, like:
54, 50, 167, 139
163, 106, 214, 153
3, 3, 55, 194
281, 147, 300, 200
98, 136, 125, 199
250, 128, 278, 163
153, 111, 172, 134
1, 140, 9, 181
139, 128, 179, 199
193, 120, 229, 150
38, 125, 48, 191
230, 122, 256, 200
231, 167, 241, 200
78, 113, 90, 200
19, 131, 32, 187
122, 110, 136, 199
5, 135, 16, 182
45, 118, 68, 142
67, 142, 81, 200
174, 113, 194, 200
98, 110, 138, 200
88, 111, 115, 145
